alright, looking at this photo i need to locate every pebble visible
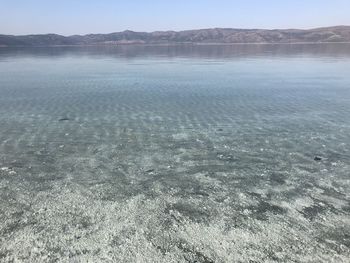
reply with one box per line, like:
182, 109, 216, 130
0, 168, 16, 175
314, 156, 322, 161
243, 209, 250, 215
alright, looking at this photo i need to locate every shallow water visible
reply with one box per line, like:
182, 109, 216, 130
0, 44, 350, 262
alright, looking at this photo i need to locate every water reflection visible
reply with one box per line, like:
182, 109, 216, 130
1, 43, 350, 60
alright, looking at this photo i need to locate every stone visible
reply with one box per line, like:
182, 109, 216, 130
58, 117, 70, 121
314, 156, 322, 161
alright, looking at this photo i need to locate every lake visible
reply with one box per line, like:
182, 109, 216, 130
0, 44, 350, 262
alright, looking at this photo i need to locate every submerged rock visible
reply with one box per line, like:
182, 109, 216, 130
58, 117, 70, 122
314, 156, 322, 161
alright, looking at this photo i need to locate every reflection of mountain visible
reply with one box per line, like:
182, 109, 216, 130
1, 44, 350, 61
1, 26, 350, 46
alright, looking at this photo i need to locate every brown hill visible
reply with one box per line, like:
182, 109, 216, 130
1, 26, 350, 46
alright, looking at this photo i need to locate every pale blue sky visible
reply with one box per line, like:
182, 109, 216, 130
1, 0, 349, 35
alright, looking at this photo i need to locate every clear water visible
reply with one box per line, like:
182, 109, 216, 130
0, 44, 350, 262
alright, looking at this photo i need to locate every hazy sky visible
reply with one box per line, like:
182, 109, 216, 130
1, 0, 349, 35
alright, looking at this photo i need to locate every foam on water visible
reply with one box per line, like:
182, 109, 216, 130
0, 45, 350, 262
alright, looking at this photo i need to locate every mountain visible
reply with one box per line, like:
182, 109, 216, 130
1, 26, 350, 46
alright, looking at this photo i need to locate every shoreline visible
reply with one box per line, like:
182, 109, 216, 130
1, 42, 350, 48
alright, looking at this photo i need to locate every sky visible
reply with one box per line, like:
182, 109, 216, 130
1, 0, 350, 36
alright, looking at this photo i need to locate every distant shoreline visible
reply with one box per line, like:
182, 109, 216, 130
1, 42, 350, 48
1, 26, 350, 47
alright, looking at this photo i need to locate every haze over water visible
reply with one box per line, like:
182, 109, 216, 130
0, 44, 350, 262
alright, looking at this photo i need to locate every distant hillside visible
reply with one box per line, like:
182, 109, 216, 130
1, 26, 350, 46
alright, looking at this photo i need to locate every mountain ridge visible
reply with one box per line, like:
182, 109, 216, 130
1, 26, 350, 46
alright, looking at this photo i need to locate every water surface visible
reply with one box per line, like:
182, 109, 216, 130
0, 44, 350, 262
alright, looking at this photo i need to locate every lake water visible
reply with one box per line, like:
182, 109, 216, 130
0, 44, 350, 262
